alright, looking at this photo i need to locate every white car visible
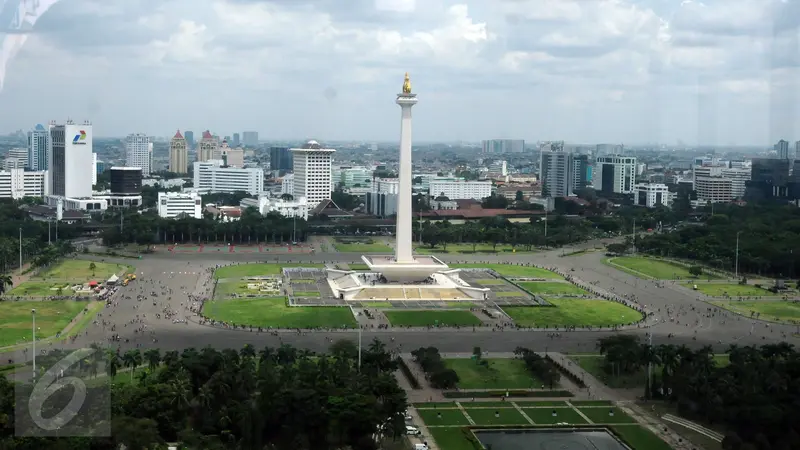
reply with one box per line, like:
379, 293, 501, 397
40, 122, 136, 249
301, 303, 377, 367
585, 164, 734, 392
405, 426, 421, 435
413, 444, 428, 450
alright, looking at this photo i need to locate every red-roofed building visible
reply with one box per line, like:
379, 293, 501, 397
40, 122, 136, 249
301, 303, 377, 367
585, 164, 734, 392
169, 130, 188, 174
202, 130, 213, 139
173, 130, 183, 139
420, 208, 544, 223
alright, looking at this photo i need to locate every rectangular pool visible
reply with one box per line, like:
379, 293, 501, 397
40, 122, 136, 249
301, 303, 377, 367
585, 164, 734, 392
474, 428, 630, 450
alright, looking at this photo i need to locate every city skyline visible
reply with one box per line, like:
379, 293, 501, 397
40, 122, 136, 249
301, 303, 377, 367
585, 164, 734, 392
0, 0, 798, 145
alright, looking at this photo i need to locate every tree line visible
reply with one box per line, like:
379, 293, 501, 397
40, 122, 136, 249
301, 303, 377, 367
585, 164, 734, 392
1, 340, 407, 450
597, 335, 800, 450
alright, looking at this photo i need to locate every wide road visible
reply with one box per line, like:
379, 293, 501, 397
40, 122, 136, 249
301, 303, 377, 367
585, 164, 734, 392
8, 246, 798, 367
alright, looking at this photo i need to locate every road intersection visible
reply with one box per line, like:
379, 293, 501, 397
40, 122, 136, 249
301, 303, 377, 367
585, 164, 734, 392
6, 247, 798, 367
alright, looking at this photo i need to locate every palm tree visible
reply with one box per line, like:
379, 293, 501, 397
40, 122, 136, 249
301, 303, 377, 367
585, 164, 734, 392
0, 273, 12, 296
144, 348, 161, 371
123, 349, 142, 381
105, 351, 120, 379
89, 262, 96, 277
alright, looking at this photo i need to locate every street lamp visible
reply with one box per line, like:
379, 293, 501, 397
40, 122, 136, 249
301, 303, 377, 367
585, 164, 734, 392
735, 231, 742, 280
31, 309, 36, 380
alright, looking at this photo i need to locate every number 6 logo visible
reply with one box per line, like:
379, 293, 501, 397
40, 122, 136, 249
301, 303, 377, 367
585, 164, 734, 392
28, 348, 95, 431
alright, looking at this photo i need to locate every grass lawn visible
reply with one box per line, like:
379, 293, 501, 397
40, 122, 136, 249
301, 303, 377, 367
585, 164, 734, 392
606, 256, 718, 280
710, 300, 800, 323
203, 297, 356, 329
570, 354, 730, 388
579, 407, 636, 424
612, 425, 675, 450
445, 358, 541, 390
428, 428, 475, 450
214, 281, 281, 298
518, 281, 589, 296
214, 263, 323, 279
348, 264, 370, 271
417, 409, 471, 426
452, 264, 562, 279
515, 400, 569, 407
293, 291, 320, 297
464, 407, 531, 425
413, 402, 457, 408
691, 283, 780, 297
0, 301, 87, 347
35, 260, 131, 281
383, 310, 481, 327
333, 242, 393, 253
476, 279, 506, 286
415, 243, 534, 254
505, 299, 643, 328
7, 282, 72, 296
524, 407, 588, 424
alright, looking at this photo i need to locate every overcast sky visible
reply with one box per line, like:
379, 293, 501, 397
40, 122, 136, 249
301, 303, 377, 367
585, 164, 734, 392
0, 0, 797, 145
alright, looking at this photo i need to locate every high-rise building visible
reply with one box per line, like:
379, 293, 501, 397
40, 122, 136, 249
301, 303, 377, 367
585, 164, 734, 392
92, 153, 97, 185
270, 146, 293, 171
634, 183, 673, 207
746, 158, 791, 199
169, 130, 189, 174
242, 131, 258, 146
49, 120, 93, 198
184, 130, 194, 149
776, 139, 790, 159
481, 139, 524, 154
571, 154, 591, 194
593, 155, 636, 195
198, 130, 218, 162
291, 140, 335, 208
232, 133, 240, 147
27, 124, 49, 171
106, 167, 143, 207
125, 133, 153, 176
539, 146, 572, 198
193, 160, 264, 195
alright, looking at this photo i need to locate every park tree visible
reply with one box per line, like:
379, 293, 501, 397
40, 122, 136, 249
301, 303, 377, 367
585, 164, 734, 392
688, 265, 703, 277
89, 262, 97, 277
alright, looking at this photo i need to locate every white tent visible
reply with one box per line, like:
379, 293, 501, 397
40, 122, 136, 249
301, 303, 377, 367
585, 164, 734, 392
107, 274, 119, 285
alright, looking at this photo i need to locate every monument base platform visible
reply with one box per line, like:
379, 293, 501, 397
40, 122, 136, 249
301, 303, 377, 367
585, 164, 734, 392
361, 254, 449, 283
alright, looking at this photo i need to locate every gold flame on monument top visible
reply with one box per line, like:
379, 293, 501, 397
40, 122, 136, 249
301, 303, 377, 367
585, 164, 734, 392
402, 72, 412, 94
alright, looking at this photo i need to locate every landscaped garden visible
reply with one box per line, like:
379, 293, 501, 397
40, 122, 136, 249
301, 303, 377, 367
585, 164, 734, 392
214, 263, 323, 279
203, 296, 356, 329
690, 282, 780, 297
8, 260, 132, 297
605, 256, 719, 280
383, 310, 481, 327
709, 299, 800, 323
505, 299, 644, 328
415, 243, 535, 254
451, 264, 562, 279
518, 281, 589, 296
444, 358, 544, 389
332, 237, 392, 253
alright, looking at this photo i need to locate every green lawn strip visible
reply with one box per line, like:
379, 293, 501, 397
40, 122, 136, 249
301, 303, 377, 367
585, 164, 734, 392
7, 281, 73, 296
570, 354, 730, 388
605, 256, 718, 280
333, 243, 393, 253
523, 407, 588, 424
413, 402, 457, 409
348, 264, 370, 271
417, 409, 472, 426
476, 279, 506, 286
214, 281, 281, 298
451, 264, 563, 279
463, 408, 531, 425
693, 283, 782, 297
0, 301, 88, 347
455, 401, 517, 408
63, 301, 104, 338
445, 358, 541, 390
427, 427, 478, 450
203, 296, 356, 329
711, 300, 800, 323
505, 299, 643, 328
612, 425, 675, 450
578, 407, 636, 424
214, 263, 323, 279
33, 260, 132, 281
415, 243, 533, 254
383, 310, 481, 327
514, 400, 569, 407
518, 281, 589, 296
569, 400, 614, 406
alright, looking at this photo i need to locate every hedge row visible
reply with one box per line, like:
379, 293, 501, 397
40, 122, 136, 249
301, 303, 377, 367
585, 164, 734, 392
442, 389, 573, 399
545, 354, 587, 388
396, 357, 421, 389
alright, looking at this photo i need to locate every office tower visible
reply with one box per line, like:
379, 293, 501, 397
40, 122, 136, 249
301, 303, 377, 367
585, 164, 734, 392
270, 146, 293, 171
593, 155, 636, 194
539, 146, 572, 198
184, 130, 194, 149
193, 160, 264, 195
27, 124, 49, 170
747, 158, 791, 199
232, 133, 240, 147
291, 140, 334, 208
169, 130, 189, 174
125, 133, 153, 176
776, 139, 790, 159
198, 130, 218, 162
481, 139, 524, 154
242, 131, 258, 146
571, 154, 590, 194
92, 153, 97, 185
49, 120, 93, 198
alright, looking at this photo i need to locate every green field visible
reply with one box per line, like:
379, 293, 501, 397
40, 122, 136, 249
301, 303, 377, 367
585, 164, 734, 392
518, 281, 589, 296
607, 256, 718, 280
0, 301, 88, 347
570, 354, 729, 388
710, 300, 800, 323
214, 263, 323, 279
445, 358, 543, 389
523, 407, 588, 424
465, 407, 530, 425
203, 297, 356, 329
214, 281, 281, 298
34, 260, 132, 281
690, 283, 780, 297
579, 407, 636, 424
505, 299, 643, 328
415, 243, 534, 254
451, 264, 562, 279
383, 310, 481, 327
7, 282, 72, 296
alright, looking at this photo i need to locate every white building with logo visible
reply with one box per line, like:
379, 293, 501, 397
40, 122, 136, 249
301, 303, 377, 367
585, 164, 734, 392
48, 120, 93, 198
158, 192, 202, 219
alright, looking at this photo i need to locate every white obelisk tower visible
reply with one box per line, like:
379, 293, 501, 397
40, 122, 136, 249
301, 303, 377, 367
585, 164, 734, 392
395, 73, 418, 264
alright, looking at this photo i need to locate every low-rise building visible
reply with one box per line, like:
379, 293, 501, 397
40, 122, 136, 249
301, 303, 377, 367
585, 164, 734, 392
634, 183, 674, 208
429, 179, 492, 200
193, 159, 264, 195
695, 176, 734, 203
157, 192, 202, 219
240, 195, 308, 219
0, 169, 48, 199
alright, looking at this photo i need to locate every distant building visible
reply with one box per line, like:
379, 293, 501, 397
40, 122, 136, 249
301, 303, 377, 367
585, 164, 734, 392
0, 169, 48, 199
27, 124, 49, 171
281, 174, 294, 196
92, 153, 97, 185
428, 179, 492, 200
539, 148, 572, 198
184, 131, 194, 149
158, 192, 202, 219
197, 130, 219, 162
634, 183, 673, 208
291, 140, 335, 209
193, 160, 264, 195
481, 139, 524, 154
593, 155, 636, 195
169, 130, 189, 174
232, 133, 240, 147
776, 139, 790, 159
4, 148, 28, 170
270, 147, 293, 171
101, 167, 143, 208
242, 131, 259, 146
240, 195, 308, 220
746, 158, 792, 199
48, 120, 93, 198
695, 176, 733, 203
125, 134, 153, 176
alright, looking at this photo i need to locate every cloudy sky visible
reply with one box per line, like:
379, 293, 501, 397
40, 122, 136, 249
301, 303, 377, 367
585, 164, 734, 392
0, 0, 797, 145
